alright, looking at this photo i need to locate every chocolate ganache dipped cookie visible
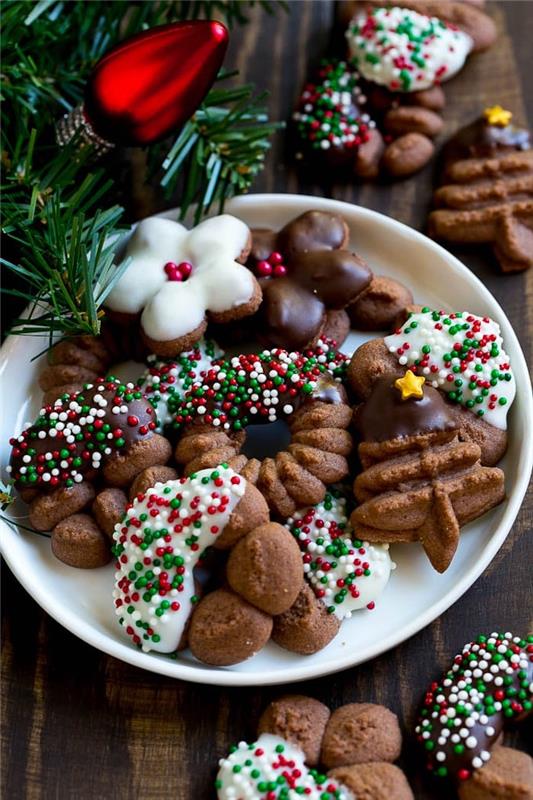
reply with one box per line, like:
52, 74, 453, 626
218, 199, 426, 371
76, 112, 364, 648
429, 106, 533, 272
244, 210, 372, 350
347, 308, 516, 466
243, 209, 414, 347
415, 632, 533, 793
351, 371, 505, 572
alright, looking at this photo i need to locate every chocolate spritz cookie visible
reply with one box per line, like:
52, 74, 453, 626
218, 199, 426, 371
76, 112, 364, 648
429, 106, 532, 272
351, 372, 505, 571
105, 214, 262, 356
7, 378, 171, 547
173, 341, 355, 519
216, 695, 414, 799
242, 209, 413, 347
348, 308, 516, 466
415, 632, 533, 794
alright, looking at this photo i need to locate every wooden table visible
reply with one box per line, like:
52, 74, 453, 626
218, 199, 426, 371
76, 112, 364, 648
2, 3, 531, 798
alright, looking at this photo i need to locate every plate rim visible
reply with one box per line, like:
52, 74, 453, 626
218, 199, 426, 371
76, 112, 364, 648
1, 193, 532, 686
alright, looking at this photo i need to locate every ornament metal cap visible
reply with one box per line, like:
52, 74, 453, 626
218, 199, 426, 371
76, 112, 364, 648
56, 104, 114, 155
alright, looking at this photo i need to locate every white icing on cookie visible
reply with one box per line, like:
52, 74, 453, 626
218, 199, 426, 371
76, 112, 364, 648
286, 492, 394, 620
346, 7, 472, 92
216, 734, 353, 800
138, 338, 224, 431
113, 466, 246, 653
384, 309, 516, 429
106, 214, 254, 342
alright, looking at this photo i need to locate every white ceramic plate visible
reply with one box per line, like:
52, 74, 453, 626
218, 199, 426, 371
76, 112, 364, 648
1, 194, 531, 686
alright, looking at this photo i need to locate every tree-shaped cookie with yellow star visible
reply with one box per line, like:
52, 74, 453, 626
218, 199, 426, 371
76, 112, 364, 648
350, 372, 505, 572
429, 105, 532, 272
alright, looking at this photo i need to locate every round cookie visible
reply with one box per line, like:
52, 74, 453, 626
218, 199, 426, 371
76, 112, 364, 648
188, 588, 273, 667
347, 276, 414, 331
28, 482, 96, 532
286, 490, 395, 619
128, 465, 179, 501
328, 763, 414, 800
258, 696, 331, 766
272, 583, 341, 655
92, 488, 128, 538
346, 7, 473, 92
105, 215, 261, 357
457, 746, 533, 800
226, 522, 304, 615
321, 704, 403, 768
173, 342, 353, 518
415, 632, 533, 784
52, 513, 111, 568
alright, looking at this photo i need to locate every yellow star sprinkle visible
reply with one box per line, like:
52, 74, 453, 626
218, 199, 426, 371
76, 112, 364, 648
483, 105, 513, 127
394, 370, 426, 401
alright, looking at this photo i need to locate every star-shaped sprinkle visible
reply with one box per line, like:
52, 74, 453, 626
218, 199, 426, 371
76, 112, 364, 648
483, 105, 513, 127
394, 371, 425, 400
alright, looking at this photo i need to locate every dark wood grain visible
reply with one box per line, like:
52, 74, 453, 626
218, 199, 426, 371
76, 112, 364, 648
2, 3, 532, 799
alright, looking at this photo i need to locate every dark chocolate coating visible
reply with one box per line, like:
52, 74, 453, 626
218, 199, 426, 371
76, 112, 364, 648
416, 633, 533, 784
10, 380, 155, 492
246, 210, 373, 350
354, 377, 457, 442
442, 116, 530, 174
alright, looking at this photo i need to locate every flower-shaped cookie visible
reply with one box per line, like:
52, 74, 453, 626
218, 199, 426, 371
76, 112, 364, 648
245, 210, 373, 349
106, 214, 261, 357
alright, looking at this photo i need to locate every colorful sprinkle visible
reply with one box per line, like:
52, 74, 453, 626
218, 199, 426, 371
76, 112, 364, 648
292, 59, 375, 154
286, 490, 394, 619
216, 734, 351, 799
384, 309, 516, 429
113, 466, 246, 654
346, 7, 473, 92
415, 632, 533, 781
172, 339, 349, 432
138, 338, 223, 431
7, 378, 156, 490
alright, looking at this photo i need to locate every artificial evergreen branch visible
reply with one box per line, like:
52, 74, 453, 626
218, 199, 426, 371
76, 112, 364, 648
1, 0, 284, 343
159, 78, 282, 223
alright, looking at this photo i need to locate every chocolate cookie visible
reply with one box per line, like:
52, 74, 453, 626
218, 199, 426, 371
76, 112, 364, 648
52, 513, 111, 568
321, 703, 403, 768
258, 696, 331, 766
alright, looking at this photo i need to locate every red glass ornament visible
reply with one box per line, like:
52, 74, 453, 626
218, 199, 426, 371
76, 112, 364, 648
84, 21, 228, 146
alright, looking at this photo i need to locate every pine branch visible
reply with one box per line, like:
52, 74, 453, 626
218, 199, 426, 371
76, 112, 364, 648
158, 80, 283, 223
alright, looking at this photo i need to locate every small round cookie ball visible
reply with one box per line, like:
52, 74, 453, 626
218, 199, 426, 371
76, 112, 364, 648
226, 523, 303, 615
29, 483, 96, 532
188, 589, 272, 666
214, 483, 269, 550
272, 583, 340, 655
52, 513, 111, 568
458, 747, 533, 800
128, 465, 179, 501
92, 488, 128, 538
321, 703, 402, 769
328, 762, 414, 800
347, 276, 414, 332
258, 695, 330, 766
102, 434, 172, 487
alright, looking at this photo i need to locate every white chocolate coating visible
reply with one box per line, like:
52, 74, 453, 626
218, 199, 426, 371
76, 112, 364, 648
106, 214, 254, 342
384, 310, 516, 429
113, 467, 246, 654
346, 7, 472, 92
216, 734, 353, 800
